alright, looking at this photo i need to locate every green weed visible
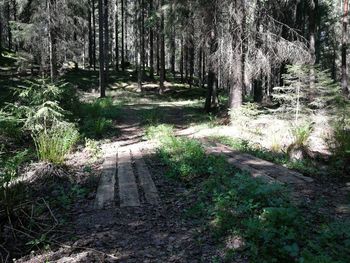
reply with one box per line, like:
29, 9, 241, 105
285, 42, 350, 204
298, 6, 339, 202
33, 123, 79, 164
157, 136, 350, 262
145, 124, 174, 140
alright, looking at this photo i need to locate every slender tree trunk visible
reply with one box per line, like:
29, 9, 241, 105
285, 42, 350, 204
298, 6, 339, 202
170, 8, 176, 79
104, 0, 109, 83
48, 0, 58, 82
198, 47, 202, 87
309, 0, 317, 93
149, 0, 154, 79
156, 30, 160, 75
159, 0, 165, 94
115, 0, 119, 70
12, 0, 18, 51
88, 1, 93, 69
141, 0, 145, 74
0, 13, 3, 57
99, 0, 106, 97
184, 45, 188, 82
189, 42, 194, 88
121, 0, 125, 70
180, 36, 184, 82
342, 0, 349, 96
202, 50, 205, 89
6, 2, 12, 51
125, 0, 128, 62
205, 31, 218, 112
136, 0, 142, 91
92, 0, 97, 71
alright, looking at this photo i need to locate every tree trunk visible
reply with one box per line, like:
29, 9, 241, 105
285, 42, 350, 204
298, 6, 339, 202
198, 47, 202, 87
0, 12, 3, 57
136, 0, 142, 91
88, 1, 93, 69
48, 0, 58, 82
180, 36, 184, 82
205, 30, 218, 112
125, 0, 128, 62
121, 0, 125, 70
202, 50, 205, 88
156, 30, 160, 76
104, 0, 109, 83
342, 0, 349, 96
12, 0, 17, 51
159, 0, 165, 94
99, 0, 106, 97
229, 0, 245, 109
93, 0, 97, 71
149, 0, 154, 79
309, 0, 317, 93
170, 14, 176, 80
115, 0, 119, 71
141, 0, 145, 74
6, 2, 12, 50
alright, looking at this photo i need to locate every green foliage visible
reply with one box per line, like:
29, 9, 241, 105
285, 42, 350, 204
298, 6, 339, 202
0, 149, 29, 187
79, 98, 119, 138
0, 110, 22, 139
145, 124, 174, 140
158, 136, 210, 180
33, 123, 79, 164
82, 118, 113, 139
211, 136, 319, 176
85, 138, 101, 161
301, 221, 350, 263
157, 136, 350, 262
330, 118, 350, 173
230, 102, 263, 124
291, 122, 313, 148
273, 65, 342, 122
142, 108, 163, 126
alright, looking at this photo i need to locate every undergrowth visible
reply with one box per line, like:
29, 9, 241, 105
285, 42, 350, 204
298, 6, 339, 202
79, 97, 120, 138
157, 135, 350, 262
210, 136, 320, 176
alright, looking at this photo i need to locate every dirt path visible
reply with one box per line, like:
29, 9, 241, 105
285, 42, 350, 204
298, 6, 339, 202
17, 103, 218, 262
16, 99, 349, 262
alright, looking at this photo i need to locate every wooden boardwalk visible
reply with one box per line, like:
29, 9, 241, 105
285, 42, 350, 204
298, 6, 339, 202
94, 144, 160, 209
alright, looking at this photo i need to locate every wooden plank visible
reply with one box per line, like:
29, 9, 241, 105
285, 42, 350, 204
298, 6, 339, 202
118, 148, 140, 207
94, 154, 117, 209
132, 147, 160, 205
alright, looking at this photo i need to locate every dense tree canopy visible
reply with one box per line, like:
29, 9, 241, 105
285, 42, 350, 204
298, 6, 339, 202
1, 0, 349, 106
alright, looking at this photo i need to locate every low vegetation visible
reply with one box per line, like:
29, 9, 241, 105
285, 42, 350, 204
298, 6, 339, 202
157, 135, 350, 262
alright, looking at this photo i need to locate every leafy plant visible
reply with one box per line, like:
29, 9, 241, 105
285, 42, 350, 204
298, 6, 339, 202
82, 117, 113, 138
33, 123, 79, 164
142, 107, 164, 126
79, 98, 119, 138
145, 124, 174, 140
330, 117, 350, 173
291, 122, 313, 148
158, 136, 209, 180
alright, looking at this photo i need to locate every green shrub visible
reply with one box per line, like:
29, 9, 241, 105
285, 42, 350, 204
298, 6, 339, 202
142, 108, 163, 126
0, 110, 22, 139
82, 117, 113, 138
33, 123, 79, 164
331, 118, 350, 172
301, 221, 350, 263
80, 97, 119, 119
79, 98, 119, 138
158, 136, 208, 180
145, 124, 174, 140
157, 136, 350, 262
291, 123, 313, 148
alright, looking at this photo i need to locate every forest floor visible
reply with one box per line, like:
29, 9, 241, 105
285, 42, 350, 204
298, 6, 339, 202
1, 63, 349, 262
